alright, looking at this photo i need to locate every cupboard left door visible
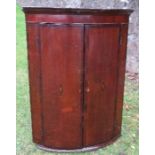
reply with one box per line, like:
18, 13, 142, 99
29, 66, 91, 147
27, 23, 84, 149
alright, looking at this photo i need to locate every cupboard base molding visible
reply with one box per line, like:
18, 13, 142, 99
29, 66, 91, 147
36, 134, 121, 153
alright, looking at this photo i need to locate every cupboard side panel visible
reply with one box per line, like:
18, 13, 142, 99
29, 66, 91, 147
26, 24, 43, 143
40, 24, 83, 149
113, 24, 129, 136
84, 25, 120, 146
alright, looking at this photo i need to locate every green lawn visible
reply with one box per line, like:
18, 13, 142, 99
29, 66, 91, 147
16, 5, 139, 155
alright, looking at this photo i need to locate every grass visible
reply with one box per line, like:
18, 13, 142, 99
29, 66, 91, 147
16, 5, 139, 155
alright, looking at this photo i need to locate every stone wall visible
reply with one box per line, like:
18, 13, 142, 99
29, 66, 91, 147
17, 0, 139, 73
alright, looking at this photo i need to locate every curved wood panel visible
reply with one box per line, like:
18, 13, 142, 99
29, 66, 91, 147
26, 14, 129, 24
84, 24, 120, 146
40, 24, 83, 149
26, 23, 43, 143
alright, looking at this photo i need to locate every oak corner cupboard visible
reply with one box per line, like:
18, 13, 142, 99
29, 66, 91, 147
23, 7, 133, 152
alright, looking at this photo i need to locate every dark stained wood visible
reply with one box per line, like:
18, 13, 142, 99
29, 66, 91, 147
113, 24, 129, 137
26, 23, 43, 143
24, 8, 132, 25
23, 7, 133, 15
84, 24, 120, 146
24, 7, 133, 152
37, 133, 120, 153
40, 24, 83, 149
25, 14, 129, 24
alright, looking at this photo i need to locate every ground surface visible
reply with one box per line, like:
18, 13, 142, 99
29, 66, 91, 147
16, 5, 139, 155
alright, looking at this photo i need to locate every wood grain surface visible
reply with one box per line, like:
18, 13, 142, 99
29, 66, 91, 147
24, 8, 132, 150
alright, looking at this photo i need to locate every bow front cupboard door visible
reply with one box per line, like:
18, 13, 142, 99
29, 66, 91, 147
24, 8, 133, 152
27, 23, 84, 149
84, 25, 121, 146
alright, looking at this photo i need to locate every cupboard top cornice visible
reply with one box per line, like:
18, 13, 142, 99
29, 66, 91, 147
23, 7, 133, 15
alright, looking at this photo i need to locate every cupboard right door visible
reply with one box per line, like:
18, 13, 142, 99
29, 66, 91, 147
84, 24, 121, 146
